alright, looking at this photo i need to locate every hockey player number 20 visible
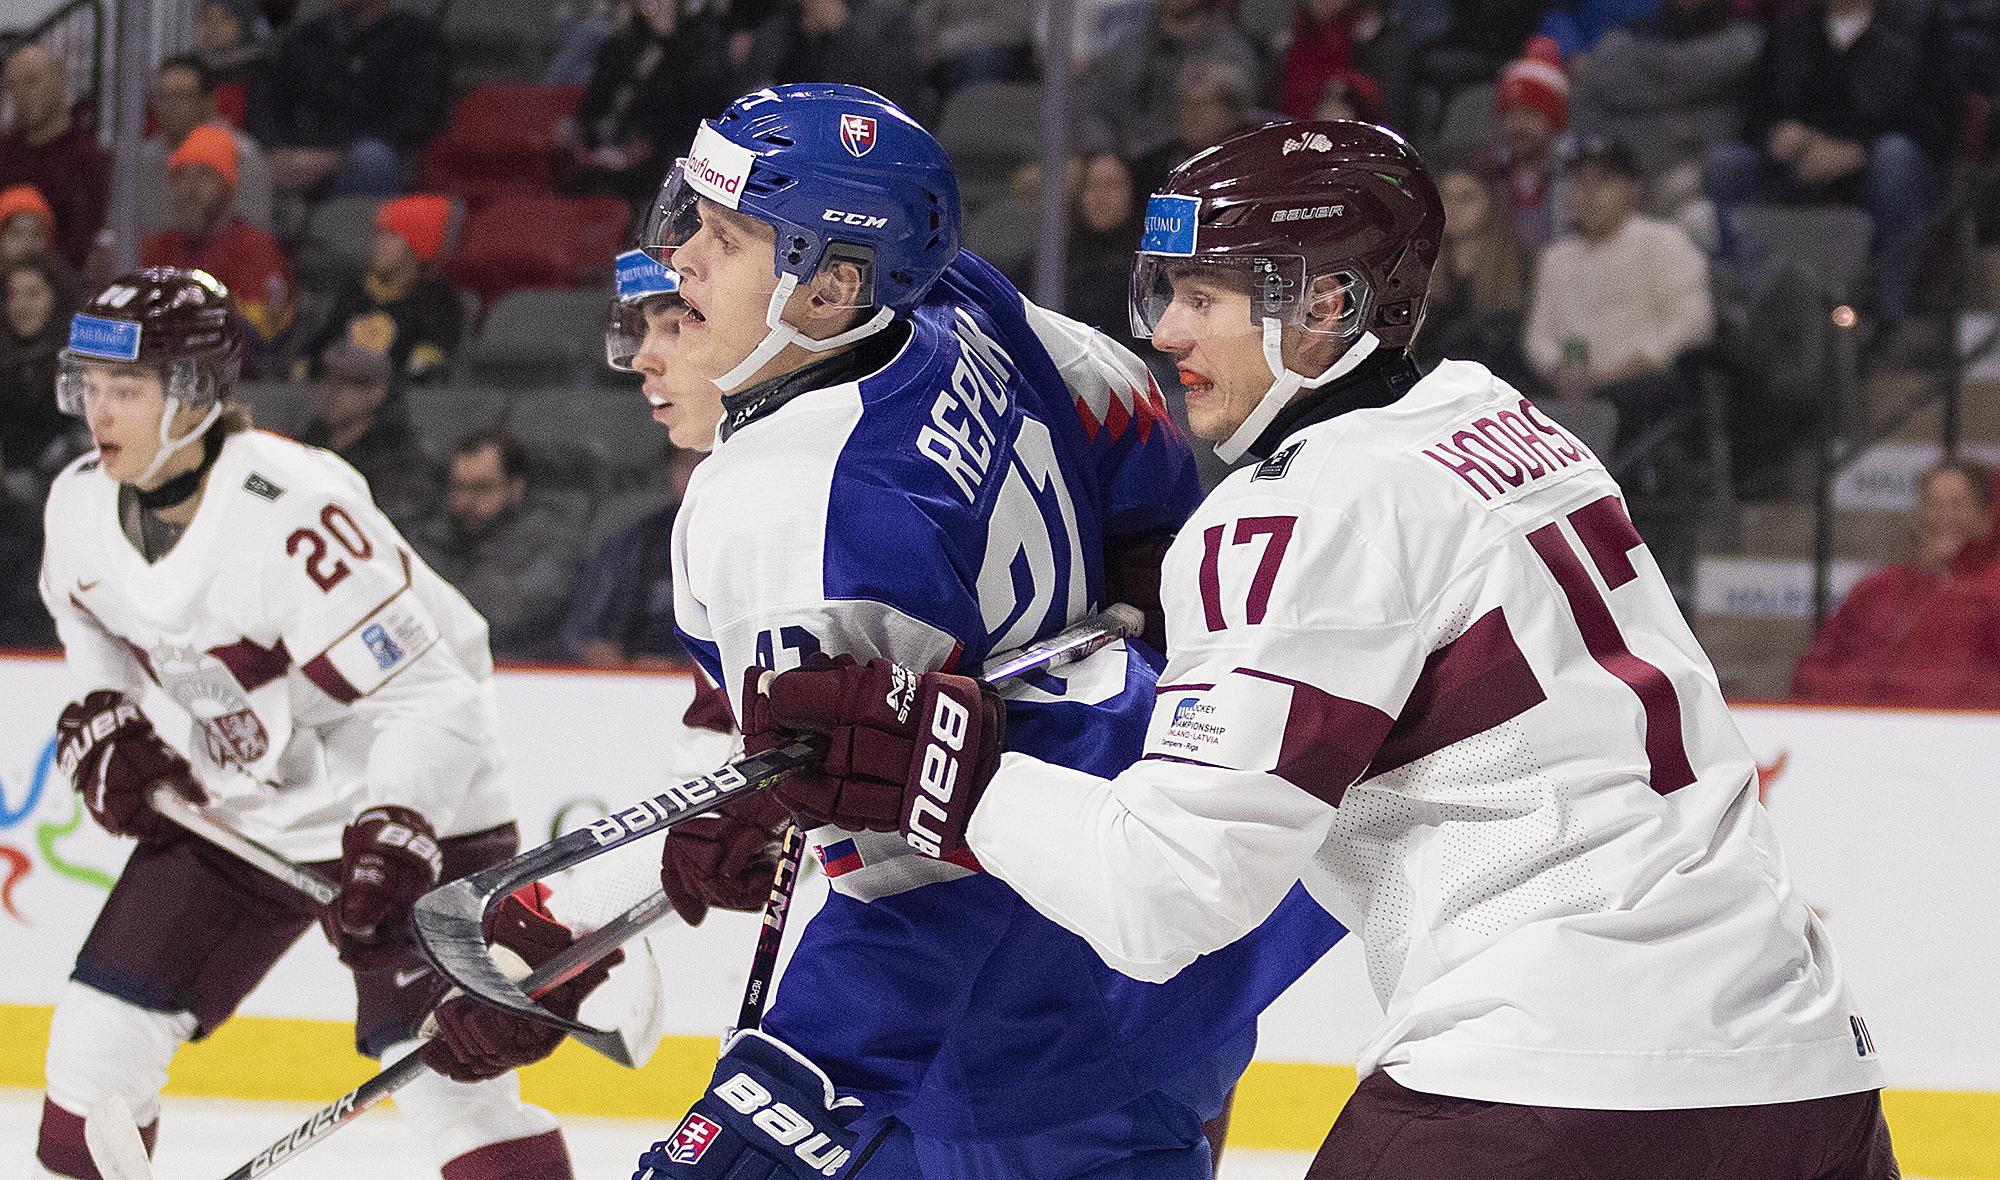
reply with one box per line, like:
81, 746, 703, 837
287, 504, 376, 593
1526, 496, 1695, 794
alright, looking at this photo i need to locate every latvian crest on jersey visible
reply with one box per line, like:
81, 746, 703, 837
154, 643, 271, 765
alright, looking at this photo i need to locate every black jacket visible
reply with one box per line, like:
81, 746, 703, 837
1747, 0, 1956, 162
254, 8, 450, 151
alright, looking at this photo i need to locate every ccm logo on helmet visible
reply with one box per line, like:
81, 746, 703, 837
713, 1073, 852, 1177
823, 208, 889, 228
905, 694, 969, 856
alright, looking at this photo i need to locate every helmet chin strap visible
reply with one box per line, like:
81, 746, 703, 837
135, 397, 223, 488
1211, 325, 1380, 465
709, 272, 897, 393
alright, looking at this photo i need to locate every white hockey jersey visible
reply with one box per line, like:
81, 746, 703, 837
40, 429, 514, 861
970, 357, 1887, 1110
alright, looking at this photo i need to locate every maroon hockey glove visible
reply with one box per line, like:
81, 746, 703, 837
683, 671, 738, 735
1105, 528, 1174, 653
56, 689, 207, 845
658, 791, 790, 926
324, 805, 443, 970
421, 883, 623, 1083
746, 655, 1005, 858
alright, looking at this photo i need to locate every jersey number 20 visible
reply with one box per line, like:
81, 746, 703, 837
287, 504, 374, 593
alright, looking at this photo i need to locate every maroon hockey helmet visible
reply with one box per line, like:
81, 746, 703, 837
1129, 120, 1443, 350
57, 267, 244, 415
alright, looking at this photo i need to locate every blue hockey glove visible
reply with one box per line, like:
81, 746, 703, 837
633, 1029, 864, 1180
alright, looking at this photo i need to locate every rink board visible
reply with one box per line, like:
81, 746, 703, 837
0, 656, 1994, 1170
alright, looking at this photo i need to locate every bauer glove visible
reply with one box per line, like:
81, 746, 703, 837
634, 1029, 863, 1180
744, 655, 1004, 859
324, 805, 442, 970
421, 883, 623, 1083
56, 689, 207, 845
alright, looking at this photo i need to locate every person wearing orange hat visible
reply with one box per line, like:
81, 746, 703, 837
0, 184, 58, 262
1476, 37, 1570, 249
300, 193, 465, 385
141, 124, 295, 375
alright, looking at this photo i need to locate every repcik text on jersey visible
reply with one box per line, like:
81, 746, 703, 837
915, 308, 1020, 502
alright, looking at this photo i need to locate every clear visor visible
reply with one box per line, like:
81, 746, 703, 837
56, 353, 162, 416
1128, 253, 1367, 340
641, 159, 878, 311
604, 292, 685, 371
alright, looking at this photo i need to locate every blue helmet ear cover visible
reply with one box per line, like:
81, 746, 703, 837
698, 84, 961, 314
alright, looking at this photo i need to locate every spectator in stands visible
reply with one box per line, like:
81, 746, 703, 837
1476, 38, 1570, 249
1064, 153, 1144, 346
1794, 459, 2000, 707
1411, 0, 1545, 114
141, 125, 294, 375
1536, 0, 1661, 59
302, 195, 463, 385
413, 430, 587, 660
196, 0, 271, 120
298, 336, 437, 530
1704, 0, 1955, 322
1418, 160, 1541, 392
1311, 70, 1384, 122
1130, 59, 1262, 200
254, 0, 451, 200
559, 445, 704, 667
1569, 0, 1762, 220
919, 0, 1036, 94
560, 0, 735, 205
1087, 0, 1262, 157
0, 43, 110, 270
737, 0, 926, 118
0, 251, 82, 489
1524, 138, 1711, 437
0, 456, 55, 648
0, 185, 58, 263
137, 54, 273, 238
1277, 0, 1364, 119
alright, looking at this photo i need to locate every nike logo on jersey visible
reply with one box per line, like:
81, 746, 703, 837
393, 967, 429, 988
75, 578, 100, 592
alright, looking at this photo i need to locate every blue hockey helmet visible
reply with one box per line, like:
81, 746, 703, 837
640, 85, 962, 389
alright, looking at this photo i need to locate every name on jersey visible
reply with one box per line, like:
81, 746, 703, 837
1421, 399, 1589, 502
586, 765, 751, 845
916, 308, 1019, 503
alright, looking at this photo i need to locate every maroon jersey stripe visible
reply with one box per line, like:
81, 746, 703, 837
1365, 606, 1546, 780
207, 637, 291, 692
300, 652, 361, 703
1233, 667, 1393, 807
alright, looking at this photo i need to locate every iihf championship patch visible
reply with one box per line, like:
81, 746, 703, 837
816, 838, 865, 878
664, 1112, 720, 1163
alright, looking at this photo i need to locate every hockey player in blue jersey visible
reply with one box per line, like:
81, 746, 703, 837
432, 83, 1345, 1178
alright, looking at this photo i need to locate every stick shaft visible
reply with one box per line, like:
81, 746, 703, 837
149, 789, 340, 906
734, 820, 806, 1033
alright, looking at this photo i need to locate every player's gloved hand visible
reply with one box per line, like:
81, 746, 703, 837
323, 805, 443, 970
56, 689, 207, 845
1105, 527, 1174, 653
683, 671, 737, 735
421, 883, 623, 1083
745, 655, 1004, 859
633, 1029, 864, 1180
658, 791, 789, 926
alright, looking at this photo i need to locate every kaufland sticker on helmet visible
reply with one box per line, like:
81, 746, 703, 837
686, 123, 756, 210
67, 313, 142, 362
1140, 194, 1201, 256
615, 248, 680, 300
839, 113, 878, 158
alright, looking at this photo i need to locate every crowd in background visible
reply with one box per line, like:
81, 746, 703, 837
0, 0, 1996, 697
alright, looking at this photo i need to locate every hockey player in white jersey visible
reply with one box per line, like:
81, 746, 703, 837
34, 268, 610, 1179
744, 122, 1902, 1178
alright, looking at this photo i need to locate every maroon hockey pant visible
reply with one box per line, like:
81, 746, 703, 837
1309, 1071, 1900, 1180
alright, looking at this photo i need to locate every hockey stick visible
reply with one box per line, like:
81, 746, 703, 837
734, 819, 806, 1034
147, 785, 647, 1067
83, 886, 676, 1180
413, 604, 1145, 1033
149, 786, 341, 905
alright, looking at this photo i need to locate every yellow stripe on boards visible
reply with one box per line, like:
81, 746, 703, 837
2, 1005, 1994, 1175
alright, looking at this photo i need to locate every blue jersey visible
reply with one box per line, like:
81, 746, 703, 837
672, 252, 1343, 1147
